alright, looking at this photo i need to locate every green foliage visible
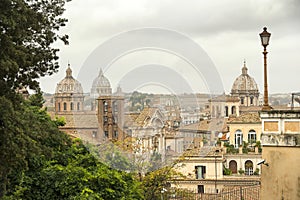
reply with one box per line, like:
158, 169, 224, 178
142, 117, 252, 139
0, 0, 70, 96
224, 142, 238, 154
129, 91, 151, 111
5, 140, 143, 199
255, 141, 262, 153
254, 168, 260, 175
238, 168, 245, 175
223, 165, 232, 175
86, 142, 133, 172
0, 1, 143, 199
27, 92, 45, 108
142, 167, 172, 200
142, 165, 189, 200
0, 95, 71, 197
53, 116, 66, 127
148, 152, 163, 172
0, 95, 143, 199
242, 141, 249, 154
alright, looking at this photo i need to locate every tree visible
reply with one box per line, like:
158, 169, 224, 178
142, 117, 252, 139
0, 92, 143, 199
0, 94, 71, 197
0, 0, 70, 97
4, 139, 143, 200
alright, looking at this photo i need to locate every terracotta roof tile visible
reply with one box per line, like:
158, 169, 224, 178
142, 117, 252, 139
228, 112, 261, 123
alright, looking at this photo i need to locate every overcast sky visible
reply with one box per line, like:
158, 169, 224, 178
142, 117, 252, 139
39, 0, 300, 95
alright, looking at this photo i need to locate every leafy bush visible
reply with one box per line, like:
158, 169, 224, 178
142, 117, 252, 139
238, 168, 245, 175
254, 168, 260, 175
223, 166, 232, 175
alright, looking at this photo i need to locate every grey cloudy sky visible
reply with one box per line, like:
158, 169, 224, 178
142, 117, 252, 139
39, 0, 300, 95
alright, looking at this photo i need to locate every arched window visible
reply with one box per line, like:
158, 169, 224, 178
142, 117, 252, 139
231, 106, 236, 115
229, 160, 237, 174
70, 102, 74, 110
58, 103, 61, 112
248, 130, 256, 146
63, 102, 67, 111
240, 97, 244, 105
225, 106, 229, 117
245, 160, 253, 175
77, 102, 80, 110
103, 101, 108, 112
234, 130, 243, 148
250, 96, 254, 105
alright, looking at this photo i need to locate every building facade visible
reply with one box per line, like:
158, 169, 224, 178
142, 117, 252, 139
260, 110, 300, 200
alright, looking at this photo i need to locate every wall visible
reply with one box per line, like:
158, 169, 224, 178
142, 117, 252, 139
260, 146, 300, 200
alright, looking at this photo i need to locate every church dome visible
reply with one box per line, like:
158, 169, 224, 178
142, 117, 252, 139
55, 65, 83, 94
91, 69, 112, 96
231, 62, 259, 94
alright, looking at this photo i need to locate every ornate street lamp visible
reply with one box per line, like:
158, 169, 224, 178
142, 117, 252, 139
259, 27, 272, 111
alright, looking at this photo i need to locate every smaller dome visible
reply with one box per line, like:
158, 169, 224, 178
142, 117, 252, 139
231, 62, 259, 94
92, 69, 111, 88
91, 69, 112, 96
55, 65, 83, 94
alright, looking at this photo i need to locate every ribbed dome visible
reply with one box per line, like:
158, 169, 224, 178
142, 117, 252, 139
91, 69, 112, 96
231, 63, 259, 94
55, 65, 83, 94
92, 69, 111, 88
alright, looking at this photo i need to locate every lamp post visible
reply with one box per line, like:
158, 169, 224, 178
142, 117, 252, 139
259, 27, 272, 111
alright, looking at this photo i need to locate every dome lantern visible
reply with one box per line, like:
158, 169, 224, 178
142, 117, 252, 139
66, 64, 72, 78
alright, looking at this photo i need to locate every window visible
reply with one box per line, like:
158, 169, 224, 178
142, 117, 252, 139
195, 166, 206, 179
245, 160, 253, 175
113, 102, 118, 112
229, 160, 237, 174
225, 106, 229, 117
92, 131, 97, 138
70, 102, 74, 110
77, 102, 80, 110
63, 102, 67, 111
250, 96, 254, 105
235, 130, 243, 148
58, 103, 61, 111
231, 106, 236, 115
198, 185, 204, 194
241, 97, 244, 105
104, 131, 108, 138
114, 131, 118, 138
248, 130, 256, 146
103, 101, 108, 112
104, 116, 108, 123
173, 121, 180, 128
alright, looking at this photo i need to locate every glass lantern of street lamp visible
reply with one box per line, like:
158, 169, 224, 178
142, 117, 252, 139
259, 27, 271, 47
